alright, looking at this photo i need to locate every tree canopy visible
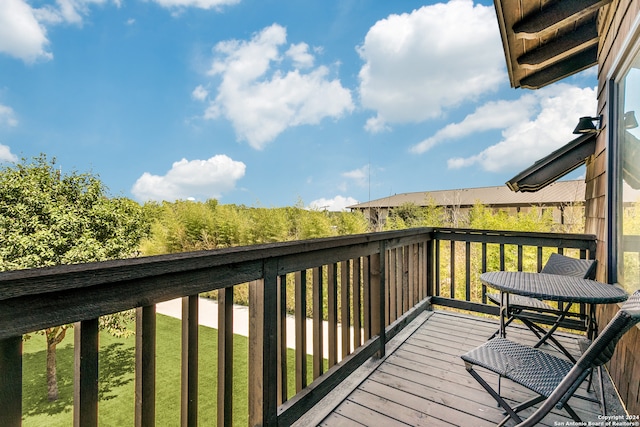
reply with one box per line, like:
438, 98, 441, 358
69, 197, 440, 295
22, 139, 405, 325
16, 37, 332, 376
0, 155, 149, 270
0, 154, 150, 401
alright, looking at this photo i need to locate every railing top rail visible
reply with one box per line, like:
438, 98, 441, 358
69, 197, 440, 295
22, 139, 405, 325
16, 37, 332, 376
0, 227, 434, 303
431, 227, 597, 241
432, 228, 597, 252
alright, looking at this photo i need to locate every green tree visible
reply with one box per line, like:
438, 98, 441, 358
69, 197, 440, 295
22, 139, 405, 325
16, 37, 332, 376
0, 155, 150, 401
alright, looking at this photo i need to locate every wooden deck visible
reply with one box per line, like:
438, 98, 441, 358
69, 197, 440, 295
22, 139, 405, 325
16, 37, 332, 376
297, 310, 609, 427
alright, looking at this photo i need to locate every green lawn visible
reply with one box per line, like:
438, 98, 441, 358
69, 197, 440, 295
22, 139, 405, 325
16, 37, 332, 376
22, 315, 318, 426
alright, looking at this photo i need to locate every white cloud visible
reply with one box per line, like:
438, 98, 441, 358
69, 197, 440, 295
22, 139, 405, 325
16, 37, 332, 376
35, 0, 117, 25
0, 144, 18, 162
131, 155, 246, 201
0, 0, 52, 62
411, 96, 539, 153
342, 165, 369, 187
0, 105, 18, 127
309, 195, 358, 212
192, 85, 208, 101
1, 0, 121, 63
364, 116, 390, 134
358, 0, 505, 130
202, 24, 354, 149
150, 0, 240, 9
447, 84, 598, 172
286, 43, 314, 68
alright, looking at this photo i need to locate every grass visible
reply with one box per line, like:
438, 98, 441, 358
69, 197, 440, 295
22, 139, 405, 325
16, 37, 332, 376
22, 314, 319, 426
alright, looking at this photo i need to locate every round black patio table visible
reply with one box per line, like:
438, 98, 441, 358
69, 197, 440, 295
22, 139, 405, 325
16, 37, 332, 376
480, 271, 628, 304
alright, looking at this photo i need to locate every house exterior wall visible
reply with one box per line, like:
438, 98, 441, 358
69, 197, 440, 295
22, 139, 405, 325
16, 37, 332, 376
587, 0, 640, 416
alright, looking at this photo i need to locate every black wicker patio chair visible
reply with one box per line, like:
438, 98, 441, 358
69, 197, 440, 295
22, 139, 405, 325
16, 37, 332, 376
461, 289, 639, 427
487, 253, 597, 340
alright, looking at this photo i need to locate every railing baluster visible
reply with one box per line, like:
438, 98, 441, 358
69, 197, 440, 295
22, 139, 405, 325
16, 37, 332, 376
181, 296, 198, 427
0, 336, 22, 427
465, 241, 471, 301
517, 245, 524, 271
295, 271, 306, 392
340, 260, 351, 359
370, 252, 381, 340
385, 251, 390, 326
414, 243, 420, 305
218, 287, 233, 427
278, 274, 288, 403
537, 246, 543, 271
352, 258, 362, 349
403, 247, 409, 313
249, 280, 263, 425
377, 241, 387, 357
312, 267, 324, 379
327, 263, 338, 367
481, 243, 487, 304
427, 239, 435, 298
74, 318, 99, 427
435, 239, 441, 296
363, 257, 371, 341
450, 240, 456, 299
389, 249, 397, 322
135, 305, 156, 427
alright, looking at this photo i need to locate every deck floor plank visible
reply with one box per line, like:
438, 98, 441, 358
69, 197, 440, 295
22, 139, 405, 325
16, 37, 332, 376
315, 310, 606, 427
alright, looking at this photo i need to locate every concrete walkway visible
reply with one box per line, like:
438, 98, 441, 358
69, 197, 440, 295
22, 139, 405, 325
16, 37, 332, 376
156, 297, 358, 360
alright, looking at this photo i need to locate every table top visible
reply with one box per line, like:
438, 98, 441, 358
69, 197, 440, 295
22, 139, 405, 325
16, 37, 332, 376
480, 271, 628, 304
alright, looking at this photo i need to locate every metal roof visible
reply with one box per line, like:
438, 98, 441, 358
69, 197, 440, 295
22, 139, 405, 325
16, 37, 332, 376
348, 180, 587, 210
506, 133, 597, 192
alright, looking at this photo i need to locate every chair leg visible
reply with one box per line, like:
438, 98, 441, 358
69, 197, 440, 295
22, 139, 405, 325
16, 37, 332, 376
465, 365, 523, 424
563, 403, 582, 423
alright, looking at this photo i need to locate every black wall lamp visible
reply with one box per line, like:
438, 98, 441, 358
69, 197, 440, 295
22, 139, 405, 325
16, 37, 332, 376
573, 115, 603, 134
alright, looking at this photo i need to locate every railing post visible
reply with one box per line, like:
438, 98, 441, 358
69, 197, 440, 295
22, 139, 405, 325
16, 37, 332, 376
181, 296, 198, 427
0, 336, 22, 427
135, 305, 156, 427
249, 259, 279, 427
263, 260, 279, 426
74, 318, 99, 427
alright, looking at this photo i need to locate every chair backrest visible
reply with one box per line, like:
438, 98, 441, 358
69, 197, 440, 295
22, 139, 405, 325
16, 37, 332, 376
517, 289, 640, 427
540, 253, 596, 279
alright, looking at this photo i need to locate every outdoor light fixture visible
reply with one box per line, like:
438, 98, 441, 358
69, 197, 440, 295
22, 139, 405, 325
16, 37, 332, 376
624, 111, 639, 129
573, 115, 603, 134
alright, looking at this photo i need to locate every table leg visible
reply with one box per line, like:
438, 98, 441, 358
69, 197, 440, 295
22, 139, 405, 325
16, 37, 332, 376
499, 291, 509, 338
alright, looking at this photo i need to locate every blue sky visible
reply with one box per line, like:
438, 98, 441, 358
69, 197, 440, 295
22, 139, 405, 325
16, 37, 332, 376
0, 0, 599, 210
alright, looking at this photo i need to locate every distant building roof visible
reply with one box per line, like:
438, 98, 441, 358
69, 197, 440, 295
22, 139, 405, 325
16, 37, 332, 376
349, 180, 587, 210
349, 180, 640, 211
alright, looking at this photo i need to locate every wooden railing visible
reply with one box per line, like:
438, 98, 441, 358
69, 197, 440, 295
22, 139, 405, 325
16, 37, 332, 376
0, 227, 597, 426
429, 228, 598, 319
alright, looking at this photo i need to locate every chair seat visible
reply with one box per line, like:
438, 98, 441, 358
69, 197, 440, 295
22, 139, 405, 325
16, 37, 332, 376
486, 292, 555, 311
461, 337, 573, 397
